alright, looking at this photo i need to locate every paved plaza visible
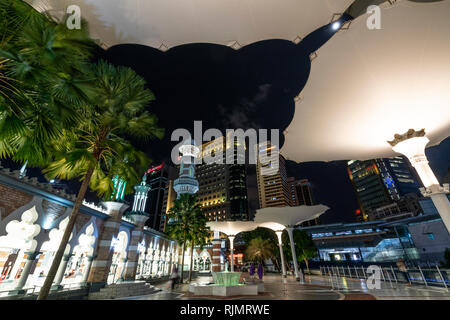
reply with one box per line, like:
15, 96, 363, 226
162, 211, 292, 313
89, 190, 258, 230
115, 273, 450, 300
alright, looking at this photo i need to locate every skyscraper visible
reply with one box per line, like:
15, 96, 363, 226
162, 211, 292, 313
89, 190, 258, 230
144, 163, 169, 231
195, 135, 249, 221
160, 179, 177, 232
287, 177, 320, 226
287, 178, 314, 206
256, 141, 291, 208
348, 157, 421, 221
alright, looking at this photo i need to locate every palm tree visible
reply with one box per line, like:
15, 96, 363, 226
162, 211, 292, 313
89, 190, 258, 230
165, 194, 202, 284
0, 0, 95, 166
36, 60, 163, 300
242, 227, 280, 272
187, 215, 210, 282
245, 237, 274, 266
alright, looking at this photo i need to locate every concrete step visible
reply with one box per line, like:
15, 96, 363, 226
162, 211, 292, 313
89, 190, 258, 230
88, 282, 161, 300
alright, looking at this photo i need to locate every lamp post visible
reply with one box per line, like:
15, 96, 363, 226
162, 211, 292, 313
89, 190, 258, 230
389, 130, 450, 232
228, 236, 235, 272
286, 227, 300, 281
275, 231, 286, 278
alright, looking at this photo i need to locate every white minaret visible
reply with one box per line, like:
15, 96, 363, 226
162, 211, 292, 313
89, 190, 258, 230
173, 139, 200, 198
132, 174, 151, 213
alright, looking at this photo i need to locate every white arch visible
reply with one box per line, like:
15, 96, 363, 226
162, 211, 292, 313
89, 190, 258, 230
40, 216, 73, 254
73, 217, 99, 254
0, 206, 41, 252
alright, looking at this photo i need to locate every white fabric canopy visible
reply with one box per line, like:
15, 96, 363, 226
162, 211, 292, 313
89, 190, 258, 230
26, 0, 353, 49
282, 0, 450, 163
206, 221, 259, 236
254, 205, 329, 228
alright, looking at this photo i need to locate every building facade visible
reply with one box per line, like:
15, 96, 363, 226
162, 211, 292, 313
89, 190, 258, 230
287, 177, 320, 226
256, 141, 291, 208
347, 157, 421, 221
195, 135, 249, 221
143, 164, 170, 231
0, 167, 178, 295
300, 213, 450, 264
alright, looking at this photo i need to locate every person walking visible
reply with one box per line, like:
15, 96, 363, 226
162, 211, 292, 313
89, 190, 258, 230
170, 264, 179, 291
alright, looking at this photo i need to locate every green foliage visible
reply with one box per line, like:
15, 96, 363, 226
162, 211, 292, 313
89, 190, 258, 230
241, 227, 278, 247
166, 194, 210, 283
166, 194, 209, 245
282, 229, 317, 269
43, 61, 163, 199
0, 0, 96, 166
241, 227, 281, 271
245, 237, 275, 264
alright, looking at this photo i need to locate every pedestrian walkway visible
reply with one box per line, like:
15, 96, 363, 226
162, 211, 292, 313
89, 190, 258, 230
114, 273, 450, 300
305, 274, 450, 300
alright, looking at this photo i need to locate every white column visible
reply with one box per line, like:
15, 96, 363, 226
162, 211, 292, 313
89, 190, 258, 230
392, 136, 450, 232
228, 236, 235, 272
13, 252, 37, 291
286, 227, 300, 280
52, 254, 71, 288
275, 231, 286, 278
81, 256, 94, 283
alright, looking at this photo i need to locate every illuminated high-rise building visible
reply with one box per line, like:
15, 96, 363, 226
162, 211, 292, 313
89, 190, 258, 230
287, 177, 320, 226
144, 164, 169, 231
256, 141, 291, 208
287, 178, 314, 206
195, 135, 249, 221
348, 157, 421, 221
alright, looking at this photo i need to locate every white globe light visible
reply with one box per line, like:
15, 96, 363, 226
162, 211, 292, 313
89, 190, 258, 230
332, 21, 341, 30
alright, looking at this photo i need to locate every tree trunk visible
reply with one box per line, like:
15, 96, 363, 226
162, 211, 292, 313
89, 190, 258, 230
180, 242, 186, 284
37, 166, 95, 300
304, 258, 310, 274
273, 257, 281, 273
188, 242, 194, 283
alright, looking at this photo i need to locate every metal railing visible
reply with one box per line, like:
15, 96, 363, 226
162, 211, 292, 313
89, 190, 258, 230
319, 265, 449, 291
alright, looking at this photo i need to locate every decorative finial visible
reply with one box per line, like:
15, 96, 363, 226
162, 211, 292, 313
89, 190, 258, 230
387, 128, 426, 147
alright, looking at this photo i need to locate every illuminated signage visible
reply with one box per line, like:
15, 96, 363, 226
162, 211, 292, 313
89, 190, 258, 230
146, 163, 163, 175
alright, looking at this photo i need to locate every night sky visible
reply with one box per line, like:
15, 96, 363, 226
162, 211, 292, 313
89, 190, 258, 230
4, 16, 448, 224
93, 16, 450, 224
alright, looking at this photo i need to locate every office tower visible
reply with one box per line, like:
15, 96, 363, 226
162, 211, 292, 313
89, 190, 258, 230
287, 177, 319, 226
347, 157, 421, 221
195, 135, 249, 221
144, 164, 169, 231
256, 141, 291, 208
287, 178, 314, 206
160, 179, 177, 232
375, 157, 421, 198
